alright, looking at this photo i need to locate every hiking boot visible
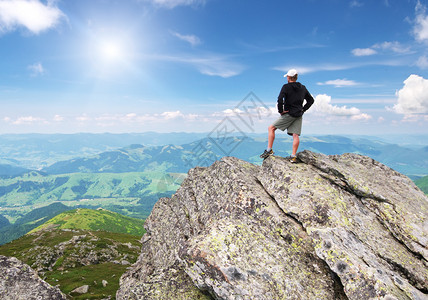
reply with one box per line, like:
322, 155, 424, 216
288, 156, 298, 163
260, 149, 274, 159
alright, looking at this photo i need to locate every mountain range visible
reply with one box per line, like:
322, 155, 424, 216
1, 133, 427, 176
39, 135, 428, 177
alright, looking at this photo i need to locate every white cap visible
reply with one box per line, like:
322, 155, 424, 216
284, 69, 298, 77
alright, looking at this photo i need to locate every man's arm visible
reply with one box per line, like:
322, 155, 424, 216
277, 85, 286, 114
303, 90, 314, 112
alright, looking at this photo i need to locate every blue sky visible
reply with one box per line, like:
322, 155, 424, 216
1, 0, 428, 135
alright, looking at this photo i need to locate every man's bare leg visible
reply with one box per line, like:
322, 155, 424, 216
268, 125, 277, 150
292, 133, 300, 156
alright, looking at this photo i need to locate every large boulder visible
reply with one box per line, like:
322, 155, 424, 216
117, 151, 428, 300
0, 255, 66, 300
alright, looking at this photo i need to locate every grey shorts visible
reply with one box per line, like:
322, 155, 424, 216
271, 113, 302, 136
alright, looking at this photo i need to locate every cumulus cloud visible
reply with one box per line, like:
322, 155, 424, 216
171, 30, 201, 46
28, 62, 44, 76
317, 79, 359, 87
142, 0, 205, 9
0, 0, 65, 34
312, 94, 371, 120
393, 74, 428, 114
414, 1, 428, 42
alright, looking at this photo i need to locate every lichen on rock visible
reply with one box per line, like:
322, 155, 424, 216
0, 255, 66, 300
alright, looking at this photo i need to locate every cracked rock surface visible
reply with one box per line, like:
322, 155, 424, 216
117, 150, 428, 300
0, 255, 66, 300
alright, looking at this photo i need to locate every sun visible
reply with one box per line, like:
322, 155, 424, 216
87, 31, 135, 76
99, 40, 123, 61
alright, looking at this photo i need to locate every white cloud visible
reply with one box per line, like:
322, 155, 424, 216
160, 110, 184, 119
414, 1, 428, 42
76, 115, 91, 122
312, 94, 371, 120
317, 79, 359, 87
8, 116, 47, 125
142, 0, 205, 9
393, 74, 428, 114
171, 30, 201, 46
351, 41, 410, 57
350, 113, 371, 121
0, 0, 65, 34
372, 41, 411, 54
351, 48, 377, 57
28, 62, 44, 76
215, 106, 275, 119
53, 114, 63, 122
416, 55, 428, 68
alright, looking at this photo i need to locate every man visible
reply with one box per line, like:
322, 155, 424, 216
260, 69, 314, 162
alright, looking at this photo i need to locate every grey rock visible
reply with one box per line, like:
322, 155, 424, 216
117, 151, 428, 300
71, 284, 89, 294
0, 255, 66, 300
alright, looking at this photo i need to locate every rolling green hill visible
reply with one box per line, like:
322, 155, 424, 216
30, 208, 145, 236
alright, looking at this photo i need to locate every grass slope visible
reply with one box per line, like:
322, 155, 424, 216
0, 229, 142, 299
0, 208, 145, 299
30, 208, 145, 236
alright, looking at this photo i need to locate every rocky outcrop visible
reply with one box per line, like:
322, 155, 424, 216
23, 230, 139, 273
0, 255, 66, 300
117, 151, 428, 300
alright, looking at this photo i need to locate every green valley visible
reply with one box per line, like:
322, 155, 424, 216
0, 171, 184, 224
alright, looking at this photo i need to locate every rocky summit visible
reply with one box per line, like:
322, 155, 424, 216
117, 150, 428, 300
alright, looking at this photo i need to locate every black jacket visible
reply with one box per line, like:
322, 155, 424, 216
277, 82, 314, 117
